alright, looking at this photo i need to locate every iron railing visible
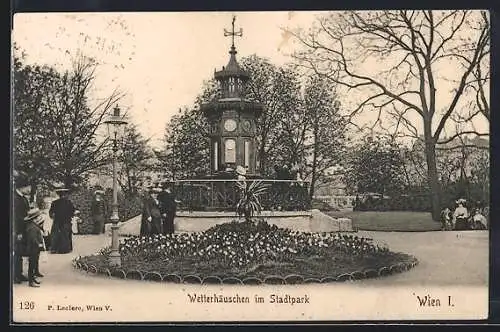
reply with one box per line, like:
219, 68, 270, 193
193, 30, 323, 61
171, 179, 311, 212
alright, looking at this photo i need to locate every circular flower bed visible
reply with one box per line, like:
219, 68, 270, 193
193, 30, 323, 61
73, 219, 418, 284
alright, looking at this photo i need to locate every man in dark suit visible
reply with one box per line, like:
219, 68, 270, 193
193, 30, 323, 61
158, 182, 177, 235
13, 170, 31, 284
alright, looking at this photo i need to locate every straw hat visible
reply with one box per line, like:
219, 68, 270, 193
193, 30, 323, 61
236, 165, 246, 176
55, 188, 70, 194
24, 208, 44, 226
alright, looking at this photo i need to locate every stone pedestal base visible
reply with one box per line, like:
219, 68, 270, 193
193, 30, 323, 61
115, 209, 354, 236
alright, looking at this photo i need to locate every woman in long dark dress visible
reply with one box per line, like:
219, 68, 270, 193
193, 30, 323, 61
49, 188, 76, 254
140, 187, 162, 236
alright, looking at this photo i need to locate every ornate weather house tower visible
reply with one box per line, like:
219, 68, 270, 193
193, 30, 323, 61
201, 16, 264, 177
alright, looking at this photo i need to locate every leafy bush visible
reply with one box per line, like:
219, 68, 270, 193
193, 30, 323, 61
235, 180, 267, 222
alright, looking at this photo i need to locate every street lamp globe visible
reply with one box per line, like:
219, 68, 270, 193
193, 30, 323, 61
104, 105, 128, 141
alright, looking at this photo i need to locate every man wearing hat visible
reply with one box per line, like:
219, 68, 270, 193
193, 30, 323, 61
24, 208, 46, 287
91, 189, 108, 234
13, 170, 31, 283
158, 182, 178, 235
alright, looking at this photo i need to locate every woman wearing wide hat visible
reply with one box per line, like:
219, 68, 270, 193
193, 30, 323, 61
453, 198, 469, 230
49, 187, 76, 254
24, 208, 46, 287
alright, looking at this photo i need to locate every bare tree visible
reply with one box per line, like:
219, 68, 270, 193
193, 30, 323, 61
291, 10, 489, 220
45, 54, 123, 187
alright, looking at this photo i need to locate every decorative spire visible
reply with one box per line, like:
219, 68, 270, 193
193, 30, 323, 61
224, 15, 243, 55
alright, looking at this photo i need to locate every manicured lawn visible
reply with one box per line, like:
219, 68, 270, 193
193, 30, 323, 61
326, 211, 441, 232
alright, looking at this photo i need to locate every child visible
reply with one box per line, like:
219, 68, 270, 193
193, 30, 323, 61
440, 207, 452, 231
72, 210, 82, 235
24, 208, 46, 287
471, 209, 488, 230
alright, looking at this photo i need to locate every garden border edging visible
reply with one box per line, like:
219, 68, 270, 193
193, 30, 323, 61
72, 255, 419, 285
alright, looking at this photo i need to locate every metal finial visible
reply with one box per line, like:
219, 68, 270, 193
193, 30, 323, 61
224, 15, 243, 49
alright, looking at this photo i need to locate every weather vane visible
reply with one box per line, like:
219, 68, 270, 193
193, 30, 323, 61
224, 15, 243, 48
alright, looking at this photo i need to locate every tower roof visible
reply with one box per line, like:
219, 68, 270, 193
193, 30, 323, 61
214, 16, 249, 81
215, 46, 249, 82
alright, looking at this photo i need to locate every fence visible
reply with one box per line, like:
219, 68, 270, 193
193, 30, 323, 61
314, 195, 356, 209
172, 179, 311, 212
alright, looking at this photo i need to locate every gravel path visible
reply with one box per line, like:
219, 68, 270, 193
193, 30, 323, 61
13, 230, 488, 288
12, 230, 488, 322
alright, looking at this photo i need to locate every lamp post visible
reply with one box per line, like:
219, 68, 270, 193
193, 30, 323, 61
104, 104, 128, 267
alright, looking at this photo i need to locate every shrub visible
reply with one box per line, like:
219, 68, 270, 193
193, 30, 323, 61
354, 194, 431, 212
235, 180, 267, 222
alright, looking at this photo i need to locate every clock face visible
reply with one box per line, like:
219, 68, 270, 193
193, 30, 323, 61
224, 119, 237, 132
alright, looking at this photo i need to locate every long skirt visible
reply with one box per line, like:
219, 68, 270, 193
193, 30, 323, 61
150, 218, 162, 235
454, 217, 469, 231
140, 217, 162, 236
50, 222, 73, 254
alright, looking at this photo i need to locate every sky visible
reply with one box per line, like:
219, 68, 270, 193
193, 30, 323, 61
12, 11, 489, 149
12, 11, 319, 148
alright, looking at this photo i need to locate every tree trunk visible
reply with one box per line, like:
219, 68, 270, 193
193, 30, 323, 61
309, 128, 319, 200
29, 178, 37, 207
424, 137, 441, 221
126, 168, 133, 194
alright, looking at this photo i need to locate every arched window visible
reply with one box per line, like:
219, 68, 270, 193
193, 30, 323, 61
228, 77, 235, 95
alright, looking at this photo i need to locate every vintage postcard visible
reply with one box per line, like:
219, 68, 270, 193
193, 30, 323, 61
11, 10, 490, 323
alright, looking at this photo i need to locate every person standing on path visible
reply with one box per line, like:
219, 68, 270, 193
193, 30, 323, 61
91, 190, 108, 234
24, 208, 46, 287
159, 182, 177, 235
140, 187, 163, 236
13, 170, 31, 284
453, 199, 469, 230
49, 188, 76, 254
